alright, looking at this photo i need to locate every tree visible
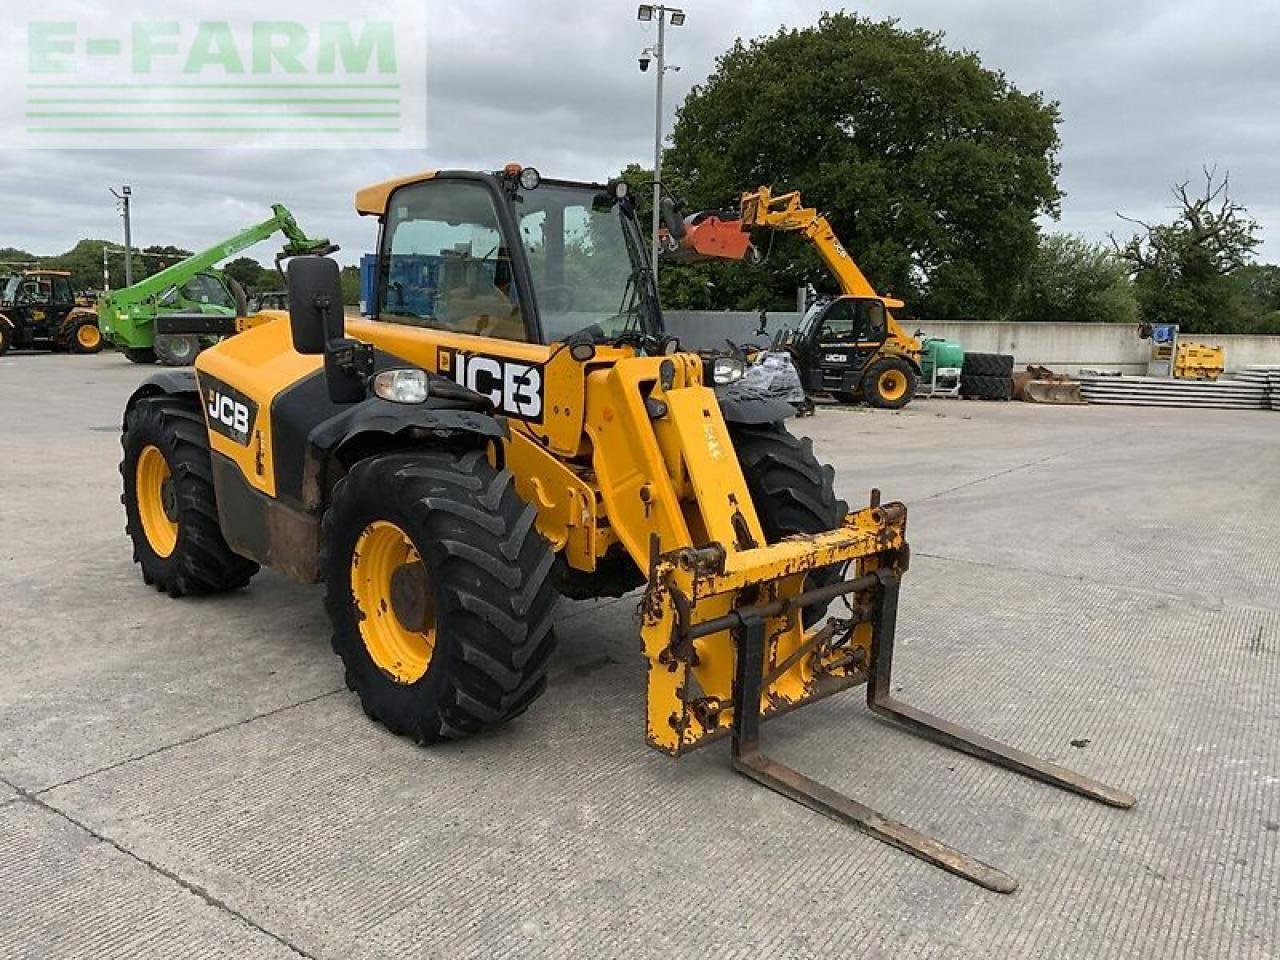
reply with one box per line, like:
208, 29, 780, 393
1008, 234, 1136, 325
223, 256, 271, 292
340, 265, 361, 307
1112, 168, 1260, 334
663, 12, 1062, 317
138, 245, 195, 280
42, 239, 119, 290
0, 247, 37, 265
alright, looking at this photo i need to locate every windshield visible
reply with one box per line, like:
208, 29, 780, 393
516, 183, 647, 343
1, 277, 18, 303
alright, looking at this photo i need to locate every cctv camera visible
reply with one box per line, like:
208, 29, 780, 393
639, 56, 651, 72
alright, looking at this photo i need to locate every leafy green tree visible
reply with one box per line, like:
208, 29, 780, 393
41, 239, 118, 290
1113, 168, 1260, 334
224, 256, 270, 292
138, 245, 194, 280
1234, 263, 1280, 308
662, 12, 1062, 317
1008, 234, 1136, 324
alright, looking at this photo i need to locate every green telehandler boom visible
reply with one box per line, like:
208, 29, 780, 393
98, 204, 335, 366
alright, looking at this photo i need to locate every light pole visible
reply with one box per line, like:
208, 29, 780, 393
110, 186, 134, 287
638, 4, 685, 280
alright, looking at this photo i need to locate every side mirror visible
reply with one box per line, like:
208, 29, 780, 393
287, 256, 345, 355
659, 197, 687, 241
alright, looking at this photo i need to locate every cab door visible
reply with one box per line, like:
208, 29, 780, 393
20, 278, 56, 339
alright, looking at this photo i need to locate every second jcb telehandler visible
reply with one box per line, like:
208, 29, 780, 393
670, 187, 925, 409
120, 165, 1132, 893
0, 270, 103, 356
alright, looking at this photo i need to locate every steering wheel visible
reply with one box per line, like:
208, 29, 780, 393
538, 284, 576, 312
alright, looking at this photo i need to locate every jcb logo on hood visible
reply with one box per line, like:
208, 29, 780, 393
441, 349, 543, 422
197, 374, 258, 446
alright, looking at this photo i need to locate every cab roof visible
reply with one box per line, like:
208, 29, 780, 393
355, 170, 437, 218
23, 269, 71, 277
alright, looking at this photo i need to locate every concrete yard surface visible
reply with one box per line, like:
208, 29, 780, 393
1, 352, 1277, 959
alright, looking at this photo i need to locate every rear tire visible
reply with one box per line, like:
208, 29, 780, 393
0, 323, 11, 356
324, 450, 558, 743
729, 422, 848, 625
121, 396, 259, 596
124, 347, 157, 364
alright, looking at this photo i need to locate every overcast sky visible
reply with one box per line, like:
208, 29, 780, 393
1, 0, 1277, 271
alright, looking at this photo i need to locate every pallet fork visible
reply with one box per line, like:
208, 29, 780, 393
729, 567, 1136, 893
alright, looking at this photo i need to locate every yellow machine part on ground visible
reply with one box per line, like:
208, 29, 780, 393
1173, 341, 1225, 380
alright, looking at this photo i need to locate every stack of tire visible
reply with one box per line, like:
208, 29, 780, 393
960, 352, 1015, 401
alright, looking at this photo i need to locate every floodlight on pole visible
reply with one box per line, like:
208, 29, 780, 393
109, 186, 135, 287
636, 5, 686, 280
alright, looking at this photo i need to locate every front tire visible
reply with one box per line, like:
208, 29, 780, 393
155, 334, 202, 367
121, 396, 259, 596
729, 422, 847, 625
324, 450, 558, 743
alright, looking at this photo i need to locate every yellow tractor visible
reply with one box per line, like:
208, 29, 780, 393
120, 165, 1132, 892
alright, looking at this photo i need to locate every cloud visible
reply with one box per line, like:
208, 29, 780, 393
0, 0, 1275, 270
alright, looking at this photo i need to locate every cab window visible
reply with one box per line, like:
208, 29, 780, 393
858, 299, 888, 340
379, 180, 526, 342
821, 298, 887, 342
19, 279, 48, 304
820, 300, 856, 340
52, 277, 74, 304
181, 274, 235, 309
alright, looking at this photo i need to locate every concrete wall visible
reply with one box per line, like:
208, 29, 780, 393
663, 311, 1280, 375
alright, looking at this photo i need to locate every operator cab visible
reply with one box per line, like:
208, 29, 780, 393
361, 165, 667, 353
790, 295, 895, 395
2, 271, 74, 309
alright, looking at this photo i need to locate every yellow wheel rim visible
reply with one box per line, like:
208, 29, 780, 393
351, 521, 437, 684
878, 369, 908, 402
136, 445, 179, 558
77, 324, 101, 349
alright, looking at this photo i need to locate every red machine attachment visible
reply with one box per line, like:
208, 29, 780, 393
660, 211, 761, 264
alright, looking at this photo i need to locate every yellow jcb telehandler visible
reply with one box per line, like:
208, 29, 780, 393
668, 186, 924, 408
120, 165, 1132, 892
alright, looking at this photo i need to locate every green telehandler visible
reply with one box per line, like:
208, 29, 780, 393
98, 204, 335, 366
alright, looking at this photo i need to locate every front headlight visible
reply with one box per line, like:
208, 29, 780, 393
711, 357, 747, 385
372, 368, 430, 404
